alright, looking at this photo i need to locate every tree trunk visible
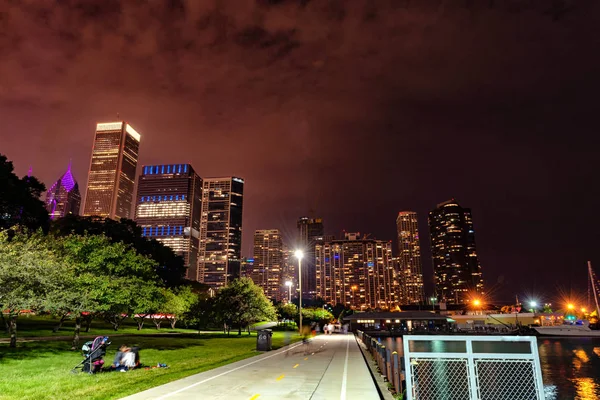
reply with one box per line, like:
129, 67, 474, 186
153, 319, 162, 330
238, 325, 242, 336
72, 316, 82, 350
247, 326, 251, 336
137, 320, 144, 330
84, 314, 93, 332
53, 314, 68, 333
170, 319, 177, 329
0, 313, 8, 334
9, 315, 18, 348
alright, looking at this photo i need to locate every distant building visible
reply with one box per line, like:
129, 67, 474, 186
134, 164, 202, 280
297, 216, 324, 299
280, 245, 297, 301
396, 211, 425, 304
82, 122, 141, 219
316, 233, 397, 310
250, 229, 283, 301
45, 161, 81, 219
429, 199, 484, 304
197, 177, 244, 289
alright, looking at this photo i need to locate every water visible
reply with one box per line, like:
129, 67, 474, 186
376, 336, 600, 400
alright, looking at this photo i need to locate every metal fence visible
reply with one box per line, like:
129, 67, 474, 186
403, 335, 545, 400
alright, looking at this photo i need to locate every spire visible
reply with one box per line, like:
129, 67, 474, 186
61, 161, 76, 192
27, 166, 32, 177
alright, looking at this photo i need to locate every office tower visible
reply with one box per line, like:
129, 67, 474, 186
197, 177, 244, 289
396, 211, 425, 304
250, 229, 283, 301
316, 233, 396, 310
45, 161, 81, 220
429, 199, 484, 304
134, 164, 202, 279
280, 246, 297, 301
297, 216, 324, 299
82, 121, 141, 219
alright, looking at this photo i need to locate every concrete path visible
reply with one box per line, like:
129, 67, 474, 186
123, 334, 380, 400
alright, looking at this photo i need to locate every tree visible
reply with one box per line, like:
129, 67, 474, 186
0, 154, 49, 233
0, 231, 59, 347
298, 307, 334, 328
214, 278, 277, 335
50, 215, 185, 287
277, 303, 298, 327
158, 286, 197, 329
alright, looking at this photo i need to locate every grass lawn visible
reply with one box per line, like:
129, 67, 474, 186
0, 314, 200, 339
0, 331, 301, 400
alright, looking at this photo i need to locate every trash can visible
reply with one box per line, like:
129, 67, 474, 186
256, 329, 273, 351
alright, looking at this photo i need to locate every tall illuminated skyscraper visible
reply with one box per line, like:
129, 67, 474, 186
429, 199, 484, 304
396, 211, 425, 304
316, 233, 396, 310
250, 229, 283, 301
297, 216, 324, 299
197, 177, 244, 289
134, 164, 202, 279
82, 121, 140, 219
45, 161, 81, 220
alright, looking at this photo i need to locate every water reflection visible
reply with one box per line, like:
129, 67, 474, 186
375, 336, 600, 399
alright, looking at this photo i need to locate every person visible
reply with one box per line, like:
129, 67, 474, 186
112, 345, 128, 370
323, 324, 328, 335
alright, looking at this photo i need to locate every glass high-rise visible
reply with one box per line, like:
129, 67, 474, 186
45, 161, 81, 219
396, 211, 425, 304
250, 229, 283, 301
197, 177, 244, 289
297, 216, 324, 299
134, 164, 202, 279
82, 122, 140, 219
429, 199, 484, 304
316, 233, 397, 310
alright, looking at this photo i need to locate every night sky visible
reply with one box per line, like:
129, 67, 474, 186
1, 1, 599, 304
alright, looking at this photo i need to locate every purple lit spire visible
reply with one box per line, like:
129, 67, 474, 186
61, 160, 76, 193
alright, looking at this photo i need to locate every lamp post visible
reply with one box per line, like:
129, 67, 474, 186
473, 299, 481, 315
430, 297, 437, 311
295, 250, 304, 333
285, 281, 292, 304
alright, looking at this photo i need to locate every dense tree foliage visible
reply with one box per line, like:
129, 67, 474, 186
0, 154, 49, 233
51, 215, 186, 287
213, 278, 277, 335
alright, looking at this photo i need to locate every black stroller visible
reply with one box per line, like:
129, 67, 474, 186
72, 336, 111, 374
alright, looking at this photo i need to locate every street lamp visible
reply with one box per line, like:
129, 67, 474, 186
295, 250, 304, 333
285, 281, 292, 303
430, 297, 437, 311
567, 303, 575, 310
530, 301, 537, 313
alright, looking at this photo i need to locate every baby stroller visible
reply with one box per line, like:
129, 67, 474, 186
72, 336, 111, 374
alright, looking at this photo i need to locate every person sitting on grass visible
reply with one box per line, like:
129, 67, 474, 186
111, 345, 140, 372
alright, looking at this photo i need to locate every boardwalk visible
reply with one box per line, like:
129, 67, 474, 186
123, 334, 380, 400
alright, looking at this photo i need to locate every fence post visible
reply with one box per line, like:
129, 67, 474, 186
386, 347, 392, 381
392, 351, 401, 394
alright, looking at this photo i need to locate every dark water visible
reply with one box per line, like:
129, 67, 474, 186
376, 336, 600, 400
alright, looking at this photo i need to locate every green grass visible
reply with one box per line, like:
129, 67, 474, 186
0, 314, 199, 339
0, 331, 301, 400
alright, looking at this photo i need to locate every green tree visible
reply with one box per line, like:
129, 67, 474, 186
276, 303, 298, 327
0, 231, 59, 347
214, 278, 277, 335
50, 215, 185, 287
158, 286, 197, 329
0, 154, 49, 233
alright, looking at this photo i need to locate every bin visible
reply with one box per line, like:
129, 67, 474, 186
257, 329, 273, 351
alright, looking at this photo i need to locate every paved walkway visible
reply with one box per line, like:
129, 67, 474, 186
123, 334, 380, 400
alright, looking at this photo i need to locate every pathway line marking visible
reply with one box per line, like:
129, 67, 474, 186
276, 374, 285, 381
250, 395, 260, 400
153, 342, 303, 399
340, 335, 350, 400
304, 357, 308, 360
293, 363, 299, 368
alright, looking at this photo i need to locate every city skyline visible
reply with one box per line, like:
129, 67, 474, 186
3, 2, 599, 301
396, 212, 425, 305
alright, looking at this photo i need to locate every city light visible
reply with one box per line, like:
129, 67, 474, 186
567, 304, 575, 310
473, 299, 481, 306
294, 249, 304, 260
530, 301, 537, 308
581, 307, 587, 313
285, 281, 292, 287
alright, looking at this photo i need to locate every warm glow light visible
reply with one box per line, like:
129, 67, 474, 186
567, 304, 575, 310
96, 122, 123, 131
126, 124, 141, 141
294, 249, 304, 260
285, 281, 292, 287
581, 308, 587, 313
473, 299, 481, 306
351, 285, 358, 290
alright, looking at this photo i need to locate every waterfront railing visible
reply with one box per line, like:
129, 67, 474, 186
356, 330, 405, 396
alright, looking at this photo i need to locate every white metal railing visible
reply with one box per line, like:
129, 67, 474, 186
403, 335, 545, 400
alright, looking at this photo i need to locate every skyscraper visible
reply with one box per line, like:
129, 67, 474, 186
297, 216, 324, 299
250, 229, 283, 301
429, 199, 484, 304
45, 161, 81, 219
197, 177, 244, 289
396, 211, 425, 304
82, 122, 141, 219
316, 233, 397, 310
134, 164, 202, 279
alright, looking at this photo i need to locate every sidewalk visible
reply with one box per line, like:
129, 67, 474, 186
122, 334, 380, 400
